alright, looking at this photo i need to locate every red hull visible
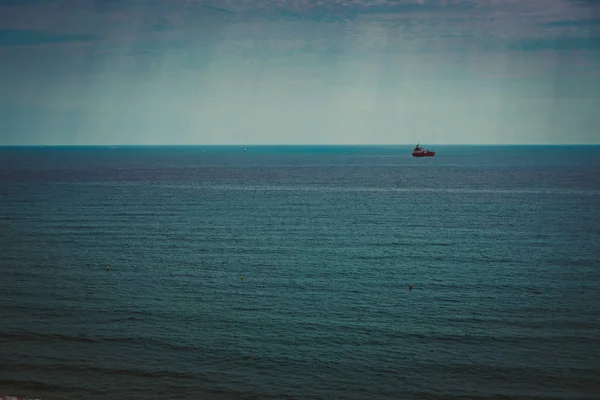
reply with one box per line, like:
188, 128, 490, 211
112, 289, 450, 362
412, 151, 435, 157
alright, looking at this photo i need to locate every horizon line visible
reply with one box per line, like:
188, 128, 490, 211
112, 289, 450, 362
1, 143, 599, 148
0, 142, 600, 147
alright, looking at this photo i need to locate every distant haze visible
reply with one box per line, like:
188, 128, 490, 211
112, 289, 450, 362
1, 0, 599, 145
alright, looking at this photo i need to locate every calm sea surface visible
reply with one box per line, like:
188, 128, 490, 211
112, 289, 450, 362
1, 145, 599, 400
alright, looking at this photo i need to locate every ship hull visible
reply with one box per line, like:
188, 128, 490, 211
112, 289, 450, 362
412, 151, 435, 157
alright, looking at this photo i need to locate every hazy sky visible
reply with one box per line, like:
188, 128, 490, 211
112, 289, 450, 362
0, 0, 599, 145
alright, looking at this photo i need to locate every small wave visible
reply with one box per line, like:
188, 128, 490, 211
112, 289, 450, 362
176, 184, 600, 196
0, 378, 78, 393
0, 397, 43, 400
0, 331, 137, 345
385, 330, 600, 346
356, 255, 397, 261
6, 361, 221, 385
0, 330, 208, 354
0, 304, 74, 318
0, 397, 42, 400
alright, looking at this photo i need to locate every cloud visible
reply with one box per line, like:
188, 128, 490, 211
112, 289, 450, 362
543, 19, 600, 28
0, 29, 99, 46
201, 4, 235, 14
510, 37, 600, 51
1, 0, 599, 145
1, 0, 598, 82
0, 1, 597, 44
0, 0, 49, 5
150, 16, 175, 32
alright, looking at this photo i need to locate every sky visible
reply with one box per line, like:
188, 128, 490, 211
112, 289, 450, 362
0, 0, 599, 145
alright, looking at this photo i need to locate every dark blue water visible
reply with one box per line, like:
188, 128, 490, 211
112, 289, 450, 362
1, 145, 599, 400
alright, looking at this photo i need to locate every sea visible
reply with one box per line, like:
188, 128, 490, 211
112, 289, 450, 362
1, 145, 599, 400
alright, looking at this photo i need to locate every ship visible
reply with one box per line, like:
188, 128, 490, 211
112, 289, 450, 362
412, 144, 435, 157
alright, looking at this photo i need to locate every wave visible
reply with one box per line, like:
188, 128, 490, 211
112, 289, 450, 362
3, 361, 225, 390
0, 330, 207, 354
0, 331, 137, 345
0, 377, 76, 393
55, 181, 600, 196
163, 184, 600, 195
0, 397, 43, 400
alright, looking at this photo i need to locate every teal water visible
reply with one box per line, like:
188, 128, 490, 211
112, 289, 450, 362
1, 145, 599, 399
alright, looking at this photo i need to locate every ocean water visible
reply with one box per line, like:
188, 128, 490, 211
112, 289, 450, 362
1, 145, 599, 400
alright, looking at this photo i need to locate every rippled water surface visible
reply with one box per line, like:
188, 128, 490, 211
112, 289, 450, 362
1, 145, 599, 399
